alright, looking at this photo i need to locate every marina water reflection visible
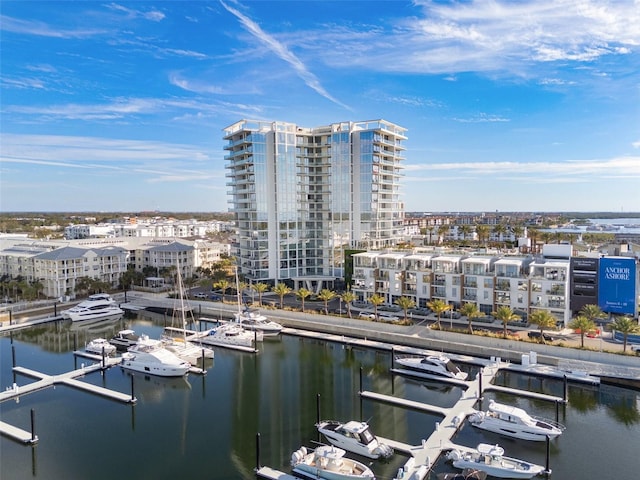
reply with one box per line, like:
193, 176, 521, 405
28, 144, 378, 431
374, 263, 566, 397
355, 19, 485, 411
1, 313, 639, 479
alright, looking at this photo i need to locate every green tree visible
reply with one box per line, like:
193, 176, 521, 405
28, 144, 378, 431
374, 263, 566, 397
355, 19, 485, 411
610, 316, 640, 352
341, 290, 356, 319
568, 315, 597, 348
296, 287, 312, 312
251, 282, 269, 306
493, 305, 520, 338
459, 302, 483, 334
214, 279, 231, 302
395, 296, 416, 323
529, 309, 557, 344
318, 288, 336, 315
427, 299, 451, 330
368, 293, 385, 321
475, 224, 490, 244
580, 304, 605, 323
272, 283, 292, 309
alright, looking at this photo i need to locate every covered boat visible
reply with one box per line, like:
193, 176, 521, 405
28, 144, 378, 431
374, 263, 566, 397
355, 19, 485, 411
469, 400, 565, 441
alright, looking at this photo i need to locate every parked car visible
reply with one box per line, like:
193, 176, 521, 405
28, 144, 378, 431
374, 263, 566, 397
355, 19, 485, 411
194, 292, 208, 299
358, 312, 376, 320
378, 314, 400, 322
528, 331, 555, 342
209, 294, 222, 301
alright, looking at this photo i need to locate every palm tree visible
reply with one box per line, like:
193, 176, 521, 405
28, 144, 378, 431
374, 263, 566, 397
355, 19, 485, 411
493, 223, 507, 245
458, 224, 472, 242
475, 224, 490, 245
459, 302, 483, 334
395, 296, 416, 323
437, 225, 449, 244
318, 288, 336, 315
272, 283, 292, 309
341, 290, 356, 319
568, 315, 597, 348
251, 282, 269, 306
610, 316, 640, 352
493, 305, 520, 338
427, 299, 451, 330
368, 293, 385, 321
529, 309, 557, 344
580, 304, 605, 323
295, 287, 311, 312
214, 279, 231, 302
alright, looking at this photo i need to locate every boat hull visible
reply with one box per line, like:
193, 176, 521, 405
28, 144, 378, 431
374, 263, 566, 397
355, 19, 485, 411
471, 422, 561, 441
120, 355, 190, 377
62, 308, 125, 322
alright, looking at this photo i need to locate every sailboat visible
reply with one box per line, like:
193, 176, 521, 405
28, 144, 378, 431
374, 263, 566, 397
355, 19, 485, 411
192, 266, 262, 350
234, 275, 283, 336
160, 264, 214, 365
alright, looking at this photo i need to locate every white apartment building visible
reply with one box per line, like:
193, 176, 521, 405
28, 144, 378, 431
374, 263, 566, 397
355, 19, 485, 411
352, 245, 574, 325
0, 237, 230, 300
64, 219, 232, 239
224, 119, 406, 290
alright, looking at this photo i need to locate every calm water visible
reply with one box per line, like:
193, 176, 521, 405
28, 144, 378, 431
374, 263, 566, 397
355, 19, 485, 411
2, 313, 639, 479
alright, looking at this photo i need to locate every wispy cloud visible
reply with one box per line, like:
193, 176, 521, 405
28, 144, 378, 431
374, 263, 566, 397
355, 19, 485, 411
219, 0, 351, 110
404, 156, 640, 182
0, 133, 218, 184
452, 113, 511, 123
0, 14, 106, 38
105, 3, 165, 22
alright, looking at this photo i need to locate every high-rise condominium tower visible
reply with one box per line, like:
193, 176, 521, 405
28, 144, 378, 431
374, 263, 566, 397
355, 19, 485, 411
223, 119, 406, 289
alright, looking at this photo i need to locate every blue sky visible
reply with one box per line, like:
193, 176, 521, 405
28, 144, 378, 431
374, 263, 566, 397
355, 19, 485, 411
1, 0, 639, 213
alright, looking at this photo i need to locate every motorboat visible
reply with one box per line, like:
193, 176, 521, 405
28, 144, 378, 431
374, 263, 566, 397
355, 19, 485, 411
109, 329, 140, 351
469, 400, 565, 441
196, 322, 262, 349
85, 338, 117, 356
394, 354, 468, 380
436, 469, 487, 480
446, 443, 546, 479
120, 334, 191, 377
290, 445, 375, 480
316, 420, 393, 459
61, 293, 124, 322
234, 306, 283, 336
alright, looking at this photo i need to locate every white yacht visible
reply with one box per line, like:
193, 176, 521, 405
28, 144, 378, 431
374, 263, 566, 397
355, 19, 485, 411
290, 445, 375, 480
161, 327, 214, 365
234, 307, 283, 336
85, 338, 117, 356
121, 334, 191, 377
446, 443, 545, 479
61, 293, 124, 322
394, 354, 468, 380
468, 400, 565, 441
316, 419, 393, 459
196, 322, 261, 349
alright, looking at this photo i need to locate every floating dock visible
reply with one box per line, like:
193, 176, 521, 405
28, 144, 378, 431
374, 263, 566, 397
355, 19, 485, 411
0, 420, 37, 444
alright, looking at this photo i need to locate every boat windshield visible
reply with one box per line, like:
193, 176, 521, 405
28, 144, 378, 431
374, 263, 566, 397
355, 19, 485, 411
359, 428, 374, 444
446, 361, 460, 374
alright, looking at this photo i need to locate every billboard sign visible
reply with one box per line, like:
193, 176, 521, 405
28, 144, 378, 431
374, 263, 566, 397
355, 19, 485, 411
598, 257, 637, 315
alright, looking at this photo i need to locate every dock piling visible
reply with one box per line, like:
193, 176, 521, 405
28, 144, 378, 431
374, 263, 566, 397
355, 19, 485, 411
316, 393, 321, 424
130, 375, 135, 403
545, 434, 551, 474
256, 432, 261, 470
30, 409, 37, 443
563, 375, 568, 404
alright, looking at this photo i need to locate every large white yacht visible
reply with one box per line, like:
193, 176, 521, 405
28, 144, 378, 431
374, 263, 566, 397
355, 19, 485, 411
120, 334, 191, 377
234, 307, 283, 336
61, 293, 124, 322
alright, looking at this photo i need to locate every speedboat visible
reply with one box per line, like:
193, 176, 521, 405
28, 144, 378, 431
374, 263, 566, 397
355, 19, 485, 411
469, 400, 565, 441
394, 354, 468, 380
316, 420, 393, 459
61, 293, 124, 322
196, 322, 262, 348
121, 334, 191, 377
290, 445, 375, 480
85, 338, 117, 356
110, 329, 139, 351
446, 443, 546, 479
234, 307, 283, 336
437, 469, 487, 480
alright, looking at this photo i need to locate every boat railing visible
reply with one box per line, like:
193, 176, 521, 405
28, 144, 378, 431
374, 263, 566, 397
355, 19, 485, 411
531, 415, 566, 431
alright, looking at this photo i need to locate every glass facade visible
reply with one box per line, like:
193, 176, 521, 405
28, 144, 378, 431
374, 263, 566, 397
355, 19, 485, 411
223, 119, 406, 285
